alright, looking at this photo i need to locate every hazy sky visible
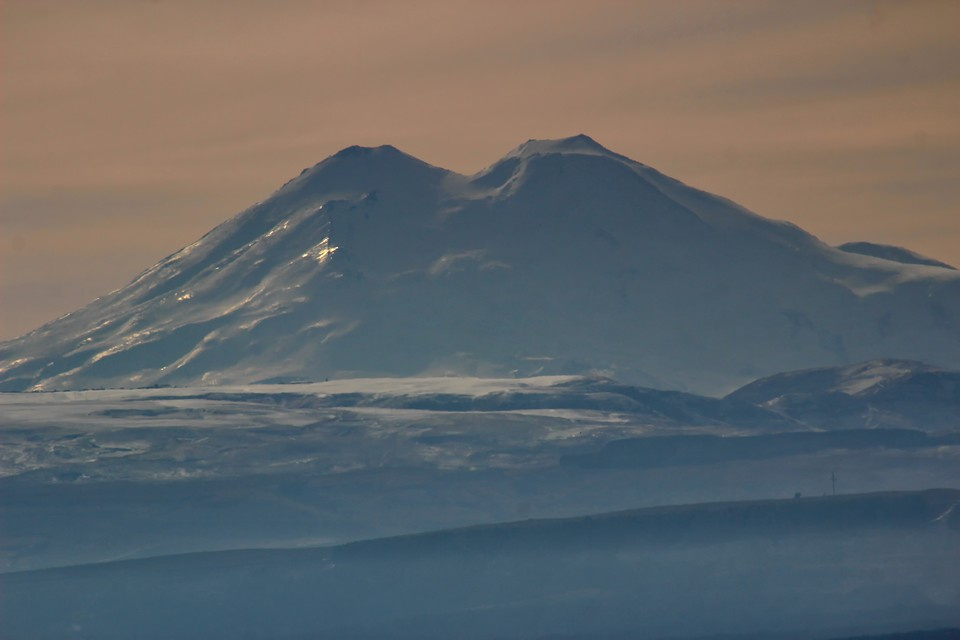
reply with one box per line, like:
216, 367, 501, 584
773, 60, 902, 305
2, 0, 958, 340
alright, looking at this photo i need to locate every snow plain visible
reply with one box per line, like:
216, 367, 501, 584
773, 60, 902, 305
2, 371, 958, 576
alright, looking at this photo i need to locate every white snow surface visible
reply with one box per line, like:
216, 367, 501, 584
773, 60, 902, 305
832, 360, 930, 395
2, 135, 959, 394
2, 373, 958, 573
0, 375, 748, 483
730, 358, 950, 401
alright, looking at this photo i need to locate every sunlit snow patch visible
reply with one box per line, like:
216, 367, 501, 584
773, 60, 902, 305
301, 237, 338, 264
88, 331, 155, 364
265, 220, 291, 238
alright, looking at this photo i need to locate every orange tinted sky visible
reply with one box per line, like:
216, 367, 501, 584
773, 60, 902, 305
2, 0, 959, 339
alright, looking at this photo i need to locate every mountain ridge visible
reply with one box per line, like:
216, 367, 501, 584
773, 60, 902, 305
7, 488, 957, 577
838, 241, 956, 270
728, 358, 960, 431
4, 489, 958, 640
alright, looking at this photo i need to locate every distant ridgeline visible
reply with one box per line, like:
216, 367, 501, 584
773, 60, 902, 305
3, 490, 958, 639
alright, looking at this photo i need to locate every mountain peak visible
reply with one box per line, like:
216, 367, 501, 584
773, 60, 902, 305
320, 143, 441, 171
472, 134, 632, 189
276, 142, 447, 200
332, 143, 403, 158
506, 134, 617, 160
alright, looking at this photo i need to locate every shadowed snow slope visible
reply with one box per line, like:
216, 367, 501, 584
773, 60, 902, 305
838, 241, 957, 270
2, 135, 959, 394
728, 358, 960, 431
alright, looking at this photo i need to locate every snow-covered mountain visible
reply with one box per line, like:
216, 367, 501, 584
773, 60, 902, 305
728, 358, 960, 431
2, 135, 959, 394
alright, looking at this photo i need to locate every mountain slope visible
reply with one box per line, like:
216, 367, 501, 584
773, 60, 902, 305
2, 135, 959, 394
728, 359, 960, 431
838, 241, 957, 270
